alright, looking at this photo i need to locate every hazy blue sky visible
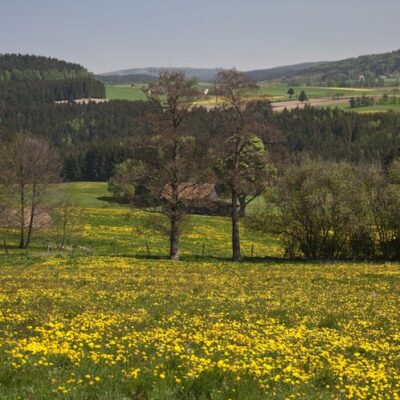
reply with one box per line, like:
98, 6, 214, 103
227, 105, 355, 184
1, 0, 400, 73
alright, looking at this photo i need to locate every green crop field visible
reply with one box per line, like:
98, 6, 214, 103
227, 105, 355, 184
105, 83, 213, 102
255, 84, 385, 100
0, 183, 399, 399
105, 85, 147, 101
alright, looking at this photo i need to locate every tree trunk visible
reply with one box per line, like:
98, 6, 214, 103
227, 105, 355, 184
19, 186, 25, 249
25, 205, 35, 249
25, 185, 37, 249
231, 189, 241, 262
58, 204, 68, 249
169, 215, 180, 261
238, 195, 246, 218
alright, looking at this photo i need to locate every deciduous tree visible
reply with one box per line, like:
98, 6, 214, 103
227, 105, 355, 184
135, 72, 201, 260
287, 87, 294, 99
0, 135, 61, 248
214, 70, 274, 261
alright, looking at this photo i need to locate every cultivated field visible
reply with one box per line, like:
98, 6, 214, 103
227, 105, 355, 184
254, 85, 384, 101
0, 183, 399, 399
105, 83, 400, 113
105, 85, 147, 101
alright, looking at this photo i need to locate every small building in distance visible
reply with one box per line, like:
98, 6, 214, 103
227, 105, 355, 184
55, 98, 109, 105
161, 183, 230, 216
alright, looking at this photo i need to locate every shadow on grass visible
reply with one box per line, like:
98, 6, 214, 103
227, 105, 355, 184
0, 249, 394, 266
96, 196, 124, 205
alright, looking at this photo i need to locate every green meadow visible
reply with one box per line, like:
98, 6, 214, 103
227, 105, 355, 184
105, 85, 147, 101
0, 182, 280, 259
254, 84, 385, 100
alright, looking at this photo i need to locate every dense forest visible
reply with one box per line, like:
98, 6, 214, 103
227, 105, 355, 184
0, 53, 92, 81
1, 54, 400, 182
0, 54, 105, 101
1, 96, 400, 181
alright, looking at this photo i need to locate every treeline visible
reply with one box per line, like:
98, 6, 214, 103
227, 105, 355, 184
274, 107, 400, 164
349, 94, 400, 108
2, 100, 400, 181
0, 53, 91, 81
349, 95, 376, 108
0, 79, 105, 105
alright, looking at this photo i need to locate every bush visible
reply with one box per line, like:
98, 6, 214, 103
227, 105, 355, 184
249, 160, 400, 260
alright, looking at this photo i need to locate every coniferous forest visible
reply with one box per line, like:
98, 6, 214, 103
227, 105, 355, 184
1, 55, 400, 182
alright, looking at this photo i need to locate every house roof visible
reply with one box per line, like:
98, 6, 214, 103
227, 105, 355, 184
161, 183, 217, 201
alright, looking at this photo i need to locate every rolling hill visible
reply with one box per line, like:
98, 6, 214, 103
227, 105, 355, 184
99, 49, 400, 86
98, 67, 222, 83
246, 49, 400, 85
245, 62, 323, 81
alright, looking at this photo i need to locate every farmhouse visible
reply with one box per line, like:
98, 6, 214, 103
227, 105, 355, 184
161, 183, 230, 215
55, 98, 109, 105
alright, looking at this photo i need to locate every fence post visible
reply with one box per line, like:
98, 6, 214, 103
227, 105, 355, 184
202, 242, 205, 257
145, 241, 151, 257
251, 244, 254, 258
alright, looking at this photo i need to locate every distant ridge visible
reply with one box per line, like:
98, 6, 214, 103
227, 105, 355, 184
99, 67, 223, 83
99, 48, 400, 86
245, 62, 323, 81
246, 49, 400, 85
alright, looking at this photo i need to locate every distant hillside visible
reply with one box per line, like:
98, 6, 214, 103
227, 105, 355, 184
100, 67, 222, 82
247, 49, 400, 86
96, 74, 158, 85
246, 62, 322, 81
297, 49, 400, 85
0, 54, 105, 101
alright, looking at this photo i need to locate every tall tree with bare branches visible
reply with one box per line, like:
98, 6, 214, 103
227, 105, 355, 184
0, 135, 61, 248
215, 69, 274, 261
137, 72, 201, 260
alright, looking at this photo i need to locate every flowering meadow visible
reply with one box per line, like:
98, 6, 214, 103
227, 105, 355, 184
0, 257, 399, 399
0, 183, 399, 399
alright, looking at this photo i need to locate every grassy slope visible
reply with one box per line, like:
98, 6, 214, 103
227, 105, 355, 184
0, 182, 280, 259
0, 183, 399, 399
105, 85, 147, 101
